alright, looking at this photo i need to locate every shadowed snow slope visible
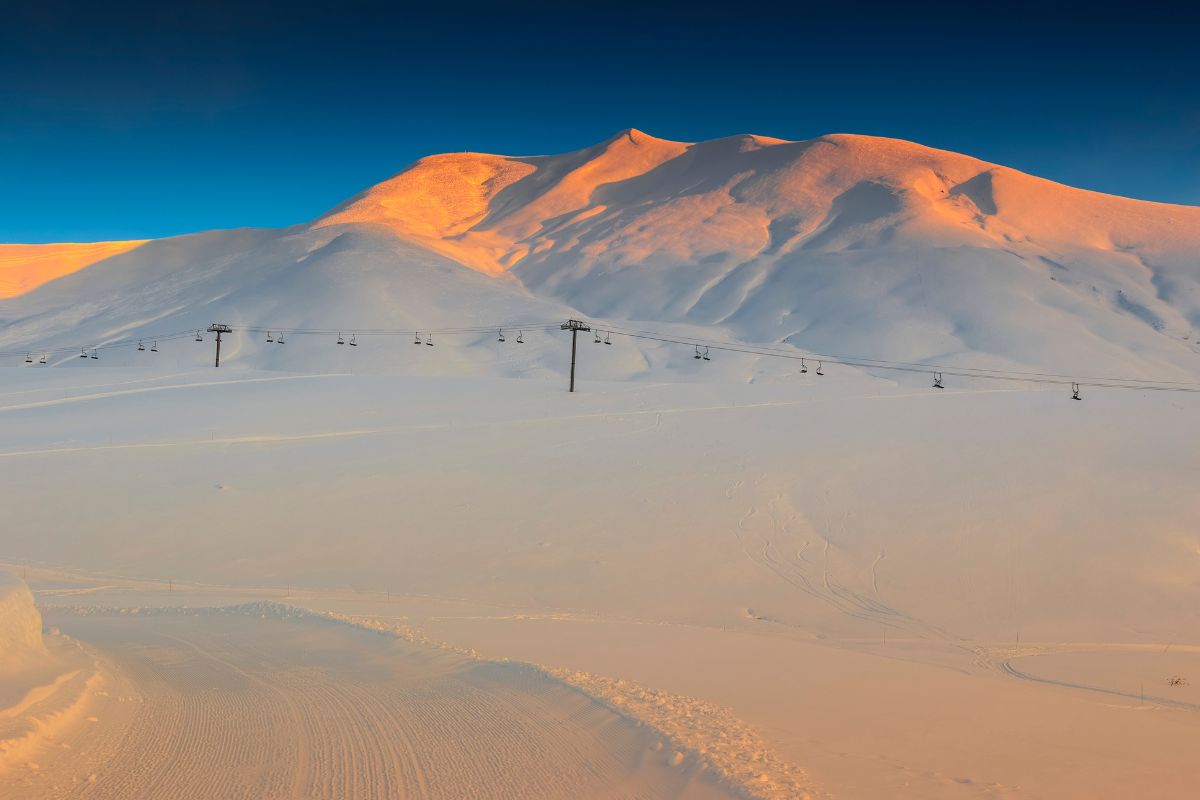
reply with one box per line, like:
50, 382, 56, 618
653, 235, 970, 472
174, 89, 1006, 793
3, 130, 1200, 380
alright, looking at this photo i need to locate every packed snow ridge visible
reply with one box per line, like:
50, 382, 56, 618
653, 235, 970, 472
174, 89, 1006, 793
0, 573, 49, 676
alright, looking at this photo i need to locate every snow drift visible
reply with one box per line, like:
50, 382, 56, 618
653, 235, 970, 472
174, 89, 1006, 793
0, 573, 48, 676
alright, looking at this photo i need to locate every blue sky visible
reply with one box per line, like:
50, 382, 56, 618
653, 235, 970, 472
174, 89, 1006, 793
2, 0, 1197, 242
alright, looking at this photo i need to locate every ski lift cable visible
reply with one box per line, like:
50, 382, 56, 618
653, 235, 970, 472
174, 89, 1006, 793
1, 322, 564, 360
590, 322, 1200, 388
0, 329, 202, 360
238, 321, 565, 336
592, 327, 1200, 393
6, 316, 1200, 394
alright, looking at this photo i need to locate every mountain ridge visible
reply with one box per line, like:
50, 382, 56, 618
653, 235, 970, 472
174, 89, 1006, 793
2, 130, 1199, 382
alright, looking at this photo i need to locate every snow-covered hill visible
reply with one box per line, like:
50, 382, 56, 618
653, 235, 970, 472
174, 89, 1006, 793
3, 130, 1199, 381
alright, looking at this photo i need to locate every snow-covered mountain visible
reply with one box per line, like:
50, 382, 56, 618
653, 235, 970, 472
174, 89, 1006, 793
3, 130, 1199, 380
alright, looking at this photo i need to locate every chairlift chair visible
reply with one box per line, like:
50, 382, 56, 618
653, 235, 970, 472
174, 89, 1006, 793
137, 341, 145, 351
702, 347, 711, 361
90, 350, 98, 359
1071, 382, 1082, 401
593, 331, 601, 344
932, 372, 944, 389
80, 349, 88, 358
348, 335, 357, 346
800, 358, 808, 374
195, 330, 203, 342
266, 331, 274, 343
815, 360, 824, 376
277, 332, 285, 344
39, 354, 47, 364
694, 345, 702, 360
425, 334, 433, 346
498, 329, 506, 342
150, 342, 158, 352
604, 332, 612, 345
337, 333, 345, 345
516, 331, 524, 344
24, 353, 32, 363
414, 332, 422, 345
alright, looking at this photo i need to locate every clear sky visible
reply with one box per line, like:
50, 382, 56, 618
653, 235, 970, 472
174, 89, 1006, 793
2, 0, 1197, 242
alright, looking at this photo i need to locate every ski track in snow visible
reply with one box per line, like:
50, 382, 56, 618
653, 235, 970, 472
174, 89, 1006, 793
0, 381, 1044, 460
729, 481, 963, 647
995, 657, 1200, 712
0, 374, 347, 414
870, 551, 885, 596
5, 609, 739, 800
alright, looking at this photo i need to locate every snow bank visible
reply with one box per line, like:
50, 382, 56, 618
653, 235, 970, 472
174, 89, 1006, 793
0, 572, 94, 776
0, 572, 49, 676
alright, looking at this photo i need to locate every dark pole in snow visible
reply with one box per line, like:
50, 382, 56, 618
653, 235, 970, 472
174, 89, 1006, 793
208, 323, 232, 367
569, 328, 578, 391
560, 319, 591, 393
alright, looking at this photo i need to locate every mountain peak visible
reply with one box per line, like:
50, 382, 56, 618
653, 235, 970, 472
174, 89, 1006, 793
604, 128, 680, 147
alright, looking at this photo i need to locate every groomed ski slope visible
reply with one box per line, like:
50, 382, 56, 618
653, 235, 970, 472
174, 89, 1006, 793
2, 366, 1198, 798
3, 606, 740, 800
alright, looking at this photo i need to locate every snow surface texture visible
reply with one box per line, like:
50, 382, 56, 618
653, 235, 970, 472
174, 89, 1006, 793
2, 129, 1199, 382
